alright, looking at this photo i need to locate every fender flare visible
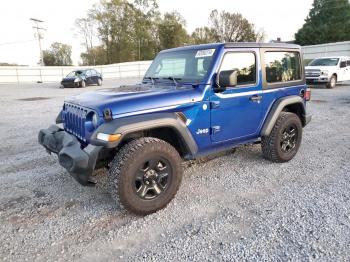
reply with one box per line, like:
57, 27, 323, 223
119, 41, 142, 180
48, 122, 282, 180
90, 112, 198, 156
261, 96, 306, 137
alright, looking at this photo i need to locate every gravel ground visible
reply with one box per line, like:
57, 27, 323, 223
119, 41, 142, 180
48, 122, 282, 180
0, 80, 349, 261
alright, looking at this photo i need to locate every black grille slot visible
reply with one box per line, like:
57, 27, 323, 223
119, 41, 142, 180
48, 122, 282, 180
63, 103, 88, 141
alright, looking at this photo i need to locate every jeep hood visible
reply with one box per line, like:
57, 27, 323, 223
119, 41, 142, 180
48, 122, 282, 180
65, 84, 202, 117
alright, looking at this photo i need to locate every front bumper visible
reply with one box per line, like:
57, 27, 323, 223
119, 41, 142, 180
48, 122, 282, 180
38, 125, 102, 185
306, 77, 330, 84
61, 82, 80, 88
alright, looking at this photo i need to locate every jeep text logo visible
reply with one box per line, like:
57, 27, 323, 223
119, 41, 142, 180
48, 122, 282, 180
196, 128, 209, 135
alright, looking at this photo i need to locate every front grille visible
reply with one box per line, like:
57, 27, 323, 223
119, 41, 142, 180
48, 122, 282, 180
62, 103, 88, 141
305, 70, 321, 77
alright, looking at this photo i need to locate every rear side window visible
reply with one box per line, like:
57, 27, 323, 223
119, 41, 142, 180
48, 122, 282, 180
219, 52, 256, 86
264, 51, 301, 83
346, 60, 350, 66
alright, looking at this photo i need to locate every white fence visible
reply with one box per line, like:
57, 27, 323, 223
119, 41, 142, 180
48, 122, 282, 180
0, 60, 152, 84
302, 41, 350, 60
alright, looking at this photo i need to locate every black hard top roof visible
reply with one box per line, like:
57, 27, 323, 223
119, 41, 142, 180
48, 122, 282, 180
223, 42, 300, 49
161, 42, 301, 53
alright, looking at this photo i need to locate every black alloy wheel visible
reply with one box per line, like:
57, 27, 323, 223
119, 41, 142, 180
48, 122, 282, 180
134, 157, 172, 200
280, 124, 298, 153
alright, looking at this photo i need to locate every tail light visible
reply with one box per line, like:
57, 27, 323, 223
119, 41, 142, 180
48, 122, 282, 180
304, 88, 311, 101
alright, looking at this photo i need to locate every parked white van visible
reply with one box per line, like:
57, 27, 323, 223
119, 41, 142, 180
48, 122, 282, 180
305, 57, 350, 88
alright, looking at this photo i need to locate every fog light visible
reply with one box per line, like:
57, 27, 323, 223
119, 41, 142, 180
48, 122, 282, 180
97, 133, 121, 142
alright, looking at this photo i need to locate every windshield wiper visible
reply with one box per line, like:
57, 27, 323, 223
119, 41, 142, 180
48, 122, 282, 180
162, 77, 182, 88
143, 76, 159, 88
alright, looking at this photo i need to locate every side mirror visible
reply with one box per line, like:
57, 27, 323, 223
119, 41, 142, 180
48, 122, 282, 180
340, 61, 347, 68
214, 70, 238, 92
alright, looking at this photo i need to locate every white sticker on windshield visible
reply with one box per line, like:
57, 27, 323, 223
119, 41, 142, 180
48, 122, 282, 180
195, 49, 215, 58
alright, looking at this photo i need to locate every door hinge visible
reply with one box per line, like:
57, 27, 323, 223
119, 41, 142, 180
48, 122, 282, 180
210, 101, 220, 109
211, 126, 221, 134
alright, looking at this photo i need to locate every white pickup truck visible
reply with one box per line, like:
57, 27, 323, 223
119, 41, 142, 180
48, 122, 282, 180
305, 56, 350, 88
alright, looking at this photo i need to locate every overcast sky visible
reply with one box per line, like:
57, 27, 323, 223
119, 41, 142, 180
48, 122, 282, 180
0, 0, 313, 66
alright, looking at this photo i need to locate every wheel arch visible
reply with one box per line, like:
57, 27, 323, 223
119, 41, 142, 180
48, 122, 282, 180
121, 126, 191, 158
261, 96, 306, 137
90, 112, 198, 159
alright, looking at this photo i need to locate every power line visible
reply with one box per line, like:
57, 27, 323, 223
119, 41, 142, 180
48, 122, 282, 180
0, 39, 35, 46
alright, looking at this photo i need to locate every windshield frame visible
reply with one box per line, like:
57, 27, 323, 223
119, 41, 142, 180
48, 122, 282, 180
308, 58, 340, 67
143, 47, 219, 85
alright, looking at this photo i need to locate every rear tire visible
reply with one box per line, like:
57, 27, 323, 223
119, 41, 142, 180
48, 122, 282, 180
108, 137, 183, 215
261, 112, 302, 163
326, 75, 336, 89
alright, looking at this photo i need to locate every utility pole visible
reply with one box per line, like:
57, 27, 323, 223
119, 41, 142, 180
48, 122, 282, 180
138, 38, 141, 61
30, 18, 45, 66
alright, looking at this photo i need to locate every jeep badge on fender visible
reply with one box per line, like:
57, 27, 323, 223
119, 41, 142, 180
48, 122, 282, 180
38, 42, 311, 215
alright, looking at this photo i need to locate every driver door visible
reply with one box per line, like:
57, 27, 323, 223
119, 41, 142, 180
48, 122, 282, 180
210, 49, 263, 143
346, 59, 350, 81
85, 70, 93, 84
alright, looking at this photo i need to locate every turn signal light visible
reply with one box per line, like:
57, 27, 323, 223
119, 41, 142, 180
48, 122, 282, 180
97, 133, 121, 142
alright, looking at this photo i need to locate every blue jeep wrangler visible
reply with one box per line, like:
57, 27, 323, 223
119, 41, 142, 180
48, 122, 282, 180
39, 43, 311, 215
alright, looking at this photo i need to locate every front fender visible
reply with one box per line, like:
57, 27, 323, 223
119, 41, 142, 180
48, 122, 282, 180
89, 112, 198, 155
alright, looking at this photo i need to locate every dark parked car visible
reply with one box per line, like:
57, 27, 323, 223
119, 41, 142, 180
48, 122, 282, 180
60, 69, 102, 88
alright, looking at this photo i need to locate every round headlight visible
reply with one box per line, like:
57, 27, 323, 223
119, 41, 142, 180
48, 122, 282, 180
74, 78, 80, 82
92, 113, 98, 127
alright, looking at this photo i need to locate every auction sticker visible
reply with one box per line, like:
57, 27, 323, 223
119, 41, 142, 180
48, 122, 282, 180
195, 49, 215, 58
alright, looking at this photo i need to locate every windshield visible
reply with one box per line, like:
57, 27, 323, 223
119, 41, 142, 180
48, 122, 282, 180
67, 70, 83, 77
144, 48, 217, 83
309, 58, 339, 66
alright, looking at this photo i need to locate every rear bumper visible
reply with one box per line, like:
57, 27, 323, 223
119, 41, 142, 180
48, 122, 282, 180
38, 125, 102, 185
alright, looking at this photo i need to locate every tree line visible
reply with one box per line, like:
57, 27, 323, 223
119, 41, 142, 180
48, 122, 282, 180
76, 0, 264, 65
44, 0, 263, 66
42, 0, 350, 66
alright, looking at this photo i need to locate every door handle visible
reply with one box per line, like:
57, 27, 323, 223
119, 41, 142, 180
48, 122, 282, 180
249, 95, 262, 102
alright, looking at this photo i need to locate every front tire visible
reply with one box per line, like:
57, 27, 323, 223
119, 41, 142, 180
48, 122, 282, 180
326, 75, 336, 89
97, 78, 102, 86
108, 137, 183, 215
261, 112, 302, 163
80, 80, 86, 88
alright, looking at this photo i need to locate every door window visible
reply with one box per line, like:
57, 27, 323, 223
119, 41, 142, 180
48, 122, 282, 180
264, 51, 301, 83
340, 60, 347, 68
219, 52, 256, 87
85, 70, 92, 77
